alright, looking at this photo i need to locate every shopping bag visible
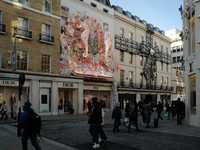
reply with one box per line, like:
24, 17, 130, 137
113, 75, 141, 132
164, 113, 168, 118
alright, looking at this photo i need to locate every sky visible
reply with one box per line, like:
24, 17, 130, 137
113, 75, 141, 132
109, 0, 183, 31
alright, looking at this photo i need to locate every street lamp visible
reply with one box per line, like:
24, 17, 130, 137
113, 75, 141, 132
18, 72, 25, 137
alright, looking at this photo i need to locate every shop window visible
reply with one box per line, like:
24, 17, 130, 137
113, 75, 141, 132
18, 0, 28, 6
190, 75, 196, 114
120, 50, 124, 62
42, 0, 51, 13
129, 53, 132, 64
41, 54, 51, 73
17, 50, 28, 71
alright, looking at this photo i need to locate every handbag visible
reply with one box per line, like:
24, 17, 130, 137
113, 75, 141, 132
164, 113, 168, 118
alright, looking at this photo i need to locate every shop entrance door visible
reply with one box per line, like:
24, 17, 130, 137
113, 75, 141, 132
59, 90, 72, 113
40, 89, 49, 112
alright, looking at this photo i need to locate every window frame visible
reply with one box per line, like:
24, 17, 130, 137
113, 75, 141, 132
129, 32, 133, 40
41, 54, 51, 73
129, 53, 132, 64
17, 50, 28, 71
18, 0, 29, 6
120, 28, 124, 37
42, 0, 52, 13
42, 23, 51, 36
17, 16, 29, 30
120, 50, 124, 62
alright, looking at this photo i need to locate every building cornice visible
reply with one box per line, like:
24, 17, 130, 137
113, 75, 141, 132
2, 0, 61, 20
70, 0, 114, 19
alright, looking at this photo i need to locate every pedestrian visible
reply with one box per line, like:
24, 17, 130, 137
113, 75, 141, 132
140, 102, 145, 125
87, 97, 102, 148
0, 100, 9, 120
125, 102, 129, 123
112, 102, 121, 133
144, 100, 151, 128
156, 101, 163, 121
87, 100, 91, 112
176, 98, 183, 125
128, 100, 141, 133
171, 103, 176, 118
11, 99, 17, 121
83, 99, 86, 111
19, 101, 42, 150
67, 101, 73, 114
165, 102, 170, 119
99, 108, 109, 142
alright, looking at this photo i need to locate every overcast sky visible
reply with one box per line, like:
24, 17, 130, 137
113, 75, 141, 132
110, 0, 183, 31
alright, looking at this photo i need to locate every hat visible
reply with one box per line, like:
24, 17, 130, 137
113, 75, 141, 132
92, 97, 97, 103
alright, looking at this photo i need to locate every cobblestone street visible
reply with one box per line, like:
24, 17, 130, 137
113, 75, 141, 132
40, 112, 200, 150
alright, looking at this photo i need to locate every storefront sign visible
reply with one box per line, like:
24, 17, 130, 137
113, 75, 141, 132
93, 86, 99, 89
2, 80, 16, 86
63, 83, 74, 87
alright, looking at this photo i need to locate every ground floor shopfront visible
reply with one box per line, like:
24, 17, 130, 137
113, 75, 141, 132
0, 70, 84, 115
118, 89, 172, 110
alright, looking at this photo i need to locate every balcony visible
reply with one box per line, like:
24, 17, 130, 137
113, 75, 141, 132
39, 34, 54, 44
117, 81, 173, 91
14, 28, 32, 40
0, 24, 6, 34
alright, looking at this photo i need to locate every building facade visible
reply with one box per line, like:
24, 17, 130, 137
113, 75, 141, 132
182, 0, 200, 126
0, 0, 84, 115
112, 5, 173, 109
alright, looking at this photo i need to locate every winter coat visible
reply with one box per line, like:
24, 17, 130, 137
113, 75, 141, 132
112, 107, 121, 127
144, 103, 151, 123
12, 103, 18, 118
129, 103, 138, 119
19, 108, 35, 133
88, 102, 102, 124
156, 104, 163, 114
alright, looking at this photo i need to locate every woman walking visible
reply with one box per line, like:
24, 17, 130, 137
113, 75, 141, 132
112, 102, 121, 133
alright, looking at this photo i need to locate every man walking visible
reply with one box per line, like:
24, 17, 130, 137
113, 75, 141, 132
87, 97, 102, 148
0, 100, 9, 120
156, 101, 163, 121
176, 98, 183, 125
19, 101, 42, 150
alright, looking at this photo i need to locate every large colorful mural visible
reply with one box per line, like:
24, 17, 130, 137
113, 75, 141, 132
60, 12, 119, 105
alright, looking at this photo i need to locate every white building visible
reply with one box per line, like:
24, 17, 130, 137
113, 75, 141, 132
165, 28, 185, 99
182, 0, 200, 126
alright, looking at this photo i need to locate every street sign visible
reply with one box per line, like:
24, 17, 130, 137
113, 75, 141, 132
12, 35, 17, 72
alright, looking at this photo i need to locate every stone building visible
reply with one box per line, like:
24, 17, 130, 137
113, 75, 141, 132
182, 0, 200, 126
112, 5, 173, 109
0, 0, 84, 115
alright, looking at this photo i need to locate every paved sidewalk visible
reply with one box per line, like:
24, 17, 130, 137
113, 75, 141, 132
0, 124, 78, 150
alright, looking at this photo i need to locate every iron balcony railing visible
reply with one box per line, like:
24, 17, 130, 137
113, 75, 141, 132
39, 33, 54, 43
14, 28, 32, 38
117, 81, 173, 91
0, 24, 6, 33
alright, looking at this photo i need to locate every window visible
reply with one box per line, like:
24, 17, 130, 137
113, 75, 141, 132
41, 54, 51, 73
191, 12, 195, 53
120, 70, 124, 85
190, 75, 196, 114
103, 9, 108, 13
91, 3, 97, 7
129, 71, 133, 85
140, 36, 143, 43
129, 32, 133, 40
161, 63, 163, 71
177, 56, 180, 62
129, 53, 132, 64
42, 0, 51, 13
166, 47, 168, 54
18, 0, 28, 6
140, 56, 143, 66
18, 16, 28, 30
17, 50, 28, 71
0, 47, 2, 68
120, 28, 124, 37
161, 76, 163, 85
173, 57, 176, 63
61, 6, 69, 22
166, 77, 168, 86
166, 64, 168, 72
42, 23, 51, 35
0, 10, 2, 31
103, 23, 108, 31
120, 51, 124, 62
140, 73, 143, 84
161, 45, 163, 51
177, 46, 180, 52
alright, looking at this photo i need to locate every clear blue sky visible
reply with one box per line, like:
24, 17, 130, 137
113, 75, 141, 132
110, 0, 183, 31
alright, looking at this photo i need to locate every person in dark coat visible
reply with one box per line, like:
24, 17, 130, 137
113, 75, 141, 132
171, 103, 176, 118
144, 100, 151, 128
128, 100, 141, 133
176, 98, 183, 125
140, 102, 145, 125
112, 102, 121, 133
156, 101, 163, 121
87, 97, 102, 148
125, 102, 129, 123
165, 102, 170, 119
87, 100, 91, 112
